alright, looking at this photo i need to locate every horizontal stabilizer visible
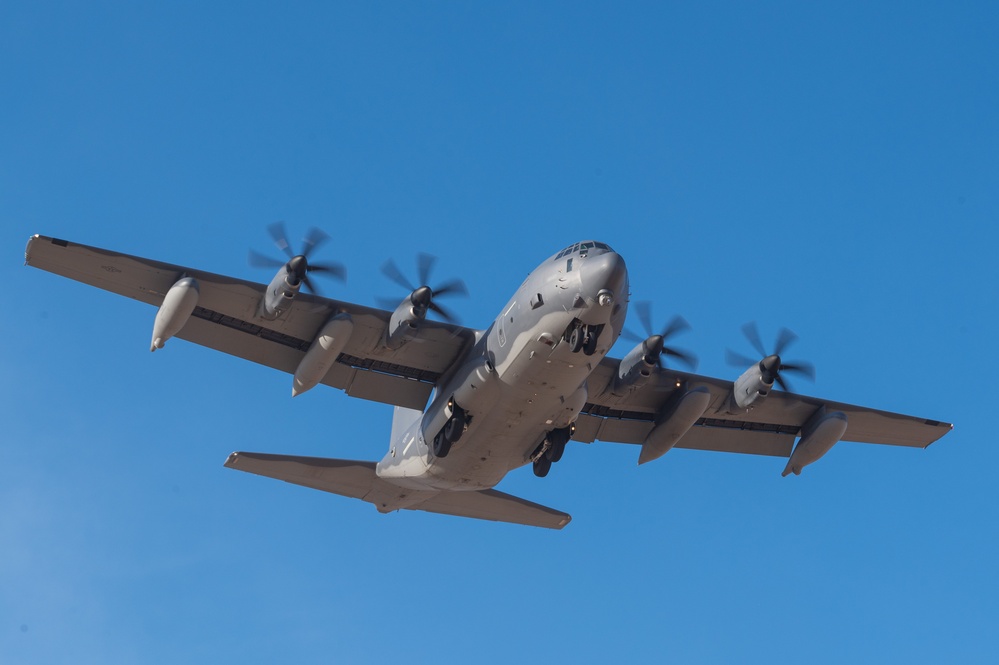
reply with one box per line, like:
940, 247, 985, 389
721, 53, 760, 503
224, 452, 571, 530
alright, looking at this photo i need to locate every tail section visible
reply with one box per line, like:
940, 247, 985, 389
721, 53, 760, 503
225, 452, 571, 529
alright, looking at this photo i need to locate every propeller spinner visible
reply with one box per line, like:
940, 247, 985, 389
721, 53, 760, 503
249, 222, 346, 296
725, 322, 815, 392
620, 302, 698, 370
380, 252, 467, 324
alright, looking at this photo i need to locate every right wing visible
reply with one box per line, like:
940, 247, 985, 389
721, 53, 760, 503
25, 235, 478, 410
575, 357, 951, 459
224, 452, 571, 529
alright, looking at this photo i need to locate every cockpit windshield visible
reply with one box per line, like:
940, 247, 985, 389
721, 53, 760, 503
554, 241, 613, 261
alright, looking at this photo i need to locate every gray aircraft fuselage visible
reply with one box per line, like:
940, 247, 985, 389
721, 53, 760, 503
375, 242, 628, 494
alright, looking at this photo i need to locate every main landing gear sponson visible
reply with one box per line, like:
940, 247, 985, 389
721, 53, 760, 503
566, 321, 602, 356
532, 425, 573, 477
433, 402, 468, 458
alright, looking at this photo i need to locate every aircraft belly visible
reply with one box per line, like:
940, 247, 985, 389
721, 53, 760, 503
424, 352, 594, 491
405, 275, 621, 492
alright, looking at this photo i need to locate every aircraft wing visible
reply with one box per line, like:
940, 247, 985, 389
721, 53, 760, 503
224, 452, 572, 529
575, 357, 952, 459
24, 235, 476, 410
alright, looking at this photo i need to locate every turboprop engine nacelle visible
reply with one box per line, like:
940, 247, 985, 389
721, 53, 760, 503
385, 297, 426, 349
150, 277, 199, 351
260, 265, 303, 320
292, 313, 354, 397
614, 343, 657, 393
782, 409, 848, 477
731, 364, 773, 410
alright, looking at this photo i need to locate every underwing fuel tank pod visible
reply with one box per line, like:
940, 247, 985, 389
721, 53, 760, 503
639, 387, 711, 464
782, 409, 849, 477
150, 277, 199, 351
292, 314, 354, 397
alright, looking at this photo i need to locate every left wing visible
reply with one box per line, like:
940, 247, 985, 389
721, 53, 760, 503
576, 356, 951, 461
25, 235, 476, 409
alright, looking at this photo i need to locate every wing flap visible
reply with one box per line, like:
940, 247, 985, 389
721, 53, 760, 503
225, 452, 571, 529
675, 426, 795, 457
572, 413, 651, 445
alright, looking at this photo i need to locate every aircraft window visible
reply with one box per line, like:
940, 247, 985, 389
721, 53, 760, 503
581, 242, 593, 250
594, 242, 611, 250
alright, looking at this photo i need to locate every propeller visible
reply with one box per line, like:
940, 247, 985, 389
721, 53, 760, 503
249, 222, 346, 296
725, 322, 815, 392
620, 301, 698, 370
379, 252, 468, 324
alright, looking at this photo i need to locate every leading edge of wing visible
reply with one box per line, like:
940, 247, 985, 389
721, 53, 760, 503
224, 452, 571, 530
24, 234, 476, 338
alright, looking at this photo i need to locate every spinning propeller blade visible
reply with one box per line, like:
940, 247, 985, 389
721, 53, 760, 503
380, 253, 467, 324
250, 222, 346, 296
622, 301, 697, 370
727, 322, 815, 392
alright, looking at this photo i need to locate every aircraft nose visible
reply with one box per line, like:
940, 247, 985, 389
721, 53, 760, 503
585, 251, 628, 300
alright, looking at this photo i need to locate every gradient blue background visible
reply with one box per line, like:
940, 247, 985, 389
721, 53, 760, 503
3, 2, 996, 663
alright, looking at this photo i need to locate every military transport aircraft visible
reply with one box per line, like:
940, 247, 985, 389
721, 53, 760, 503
24, 229, 952, 529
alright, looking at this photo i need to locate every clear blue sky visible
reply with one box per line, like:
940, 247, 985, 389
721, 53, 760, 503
2, 2, 996, 663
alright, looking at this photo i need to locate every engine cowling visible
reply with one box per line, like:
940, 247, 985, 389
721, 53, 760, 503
731, 364, 773, 410
614, 342, 657, 393
385, 299, 425, 349
255, 266, 299, 320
